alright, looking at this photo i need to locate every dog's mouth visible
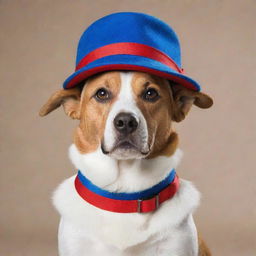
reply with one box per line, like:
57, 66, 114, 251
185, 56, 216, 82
101, 139, 150, 157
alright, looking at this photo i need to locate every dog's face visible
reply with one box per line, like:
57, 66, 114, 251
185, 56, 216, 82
40, 71, 213, 159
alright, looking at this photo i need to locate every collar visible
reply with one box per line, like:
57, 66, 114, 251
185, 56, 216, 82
74, 169, 179, 213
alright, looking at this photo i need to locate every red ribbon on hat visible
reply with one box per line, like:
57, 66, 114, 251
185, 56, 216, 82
75, 42, 184, 74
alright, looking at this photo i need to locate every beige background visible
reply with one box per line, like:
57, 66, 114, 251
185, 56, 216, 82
1, 0, 255, 255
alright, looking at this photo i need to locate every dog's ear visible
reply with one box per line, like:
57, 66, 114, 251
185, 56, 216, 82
39, 87, 82, 119
170, 84, 213, 122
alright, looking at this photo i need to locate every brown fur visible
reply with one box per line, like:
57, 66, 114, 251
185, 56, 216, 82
73, 72, 122, 153
130, 73, 179, 158
171, 84, 213, 122
39, 87, 81, 119
198, 233, 212, 256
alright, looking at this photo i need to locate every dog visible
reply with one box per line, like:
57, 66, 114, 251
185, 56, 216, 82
39, 70, 213, 255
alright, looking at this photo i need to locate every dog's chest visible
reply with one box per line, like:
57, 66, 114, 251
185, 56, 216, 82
53, 176, 200, 255
58, 215, 197, 256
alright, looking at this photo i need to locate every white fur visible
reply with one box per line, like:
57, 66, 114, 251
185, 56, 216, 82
53, 144, 200, 256
53, 72, 201, 256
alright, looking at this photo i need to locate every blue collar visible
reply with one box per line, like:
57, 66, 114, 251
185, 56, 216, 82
77, 169, 176, 200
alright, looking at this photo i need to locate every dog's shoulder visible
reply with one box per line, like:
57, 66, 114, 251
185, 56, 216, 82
149, 178, 201, 230
52, 175, 80, 219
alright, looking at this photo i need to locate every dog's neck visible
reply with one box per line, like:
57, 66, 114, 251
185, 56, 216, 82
69, 144, 183, 193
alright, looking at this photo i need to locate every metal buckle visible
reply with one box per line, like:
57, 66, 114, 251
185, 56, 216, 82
137, 194, 160, 213
137, 199, 142, 213
155, 194, 159, 210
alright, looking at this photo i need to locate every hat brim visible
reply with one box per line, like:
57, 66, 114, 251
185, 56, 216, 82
63, 55, 201, 91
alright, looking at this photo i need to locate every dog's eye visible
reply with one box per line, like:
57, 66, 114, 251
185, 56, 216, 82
94, 88, 110, 102
142, 88, 160, 102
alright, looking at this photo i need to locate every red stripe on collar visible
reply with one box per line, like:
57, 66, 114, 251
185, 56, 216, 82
74, 174, 179, 213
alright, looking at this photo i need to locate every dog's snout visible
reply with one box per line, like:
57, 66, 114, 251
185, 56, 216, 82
114, 112, 138, 135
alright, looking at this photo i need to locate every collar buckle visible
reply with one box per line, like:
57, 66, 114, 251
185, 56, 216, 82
155, 193, 160, 209
137, 199, 142, 213
137, 194, 160, 213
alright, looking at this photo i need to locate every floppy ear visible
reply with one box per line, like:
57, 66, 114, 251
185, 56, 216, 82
171, 84, 213, 122
39, 87, 82, 119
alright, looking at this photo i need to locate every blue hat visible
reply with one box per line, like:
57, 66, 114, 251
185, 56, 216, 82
63, 12, 201, 91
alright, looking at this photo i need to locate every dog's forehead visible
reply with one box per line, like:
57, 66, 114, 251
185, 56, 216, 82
83, 71, 168, 94
131, 72, 170, 94
84, 71, 121, 90
132, 71, 163, 84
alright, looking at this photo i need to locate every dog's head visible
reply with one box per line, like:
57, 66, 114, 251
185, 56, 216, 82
39, 71, 213, 159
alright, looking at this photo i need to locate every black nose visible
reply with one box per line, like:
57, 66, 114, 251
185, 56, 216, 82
114, 112, 138, 134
